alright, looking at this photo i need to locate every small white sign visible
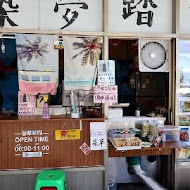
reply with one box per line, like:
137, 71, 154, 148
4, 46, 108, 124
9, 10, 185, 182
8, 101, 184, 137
98, 60, 115, 85
90, 122, 107, 150
22, 152, 42, 158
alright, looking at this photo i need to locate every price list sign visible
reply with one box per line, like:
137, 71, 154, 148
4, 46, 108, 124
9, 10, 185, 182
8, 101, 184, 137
93, 85, 118, 104
14, 130, 50, 158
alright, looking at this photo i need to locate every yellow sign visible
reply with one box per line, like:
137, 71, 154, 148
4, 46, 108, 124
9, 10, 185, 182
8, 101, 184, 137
55, 129, 80, 140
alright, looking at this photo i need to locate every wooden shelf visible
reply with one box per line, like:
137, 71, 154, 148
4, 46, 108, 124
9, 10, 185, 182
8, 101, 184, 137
108, 116, 166, 122
108, 141, 188, 158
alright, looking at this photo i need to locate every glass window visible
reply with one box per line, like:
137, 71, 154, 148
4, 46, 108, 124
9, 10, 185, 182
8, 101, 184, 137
178, 40, 190, 126
32, 76, 40, 81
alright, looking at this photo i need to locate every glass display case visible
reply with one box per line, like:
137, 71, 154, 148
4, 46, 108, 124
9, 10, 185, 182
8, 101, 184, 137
178, 40, 190, 127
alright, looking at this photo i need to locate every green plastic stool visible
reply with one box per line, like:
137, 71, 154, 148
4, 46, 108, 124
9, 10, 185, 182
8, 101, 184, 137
35, 170, 67, 190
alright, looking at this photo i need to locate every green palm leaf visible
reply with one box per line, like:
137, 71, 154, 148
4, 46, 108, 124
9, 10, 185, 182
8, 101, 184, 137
72, 49, 87, 59
82, 51, 90, 65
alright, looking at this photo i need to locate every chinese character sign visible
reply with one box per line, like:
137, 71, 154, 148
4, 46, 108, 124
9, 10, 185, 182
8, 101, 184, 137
94, 85, 118, 104
0, 0, 102, 31
39, 0, 103, 31
109, 0, 172, 33
123, 0, 158, 27
0, 0, 19, 27
54, 1, 88, 30
90, 122, 107, 150
0, 0, 38, 29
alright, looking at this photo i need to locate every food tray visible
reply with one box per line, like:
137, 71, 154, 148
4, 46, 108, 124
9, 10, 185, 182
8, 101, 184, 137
108, 137, 142, 151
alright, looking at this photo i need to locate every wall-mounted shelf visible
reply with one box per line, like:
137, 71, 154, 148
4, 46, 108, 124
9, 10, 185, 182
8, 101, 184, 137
108, 116, 166, 123
108, 103, 130, 108
108, 141, 188, 158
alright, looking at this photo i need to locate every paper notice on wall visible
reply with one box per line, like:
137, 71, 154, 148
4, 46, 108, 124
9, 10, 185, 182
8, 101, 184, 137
93, 85, 118, 104
90, 122, 107, 150
98, 60, 115, 85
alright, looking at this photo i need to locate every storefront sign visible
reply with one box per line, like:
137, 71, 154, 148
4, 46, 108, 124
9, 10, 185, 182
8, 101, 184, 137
39, 0, 103, 31
14, 130, 49, 158
90, 122, 107, 150
109, 0, 172, 33
0, 0, 103, 31
0, 0, 38, 29
55, 129, 80, 140
94, 85, 118, 104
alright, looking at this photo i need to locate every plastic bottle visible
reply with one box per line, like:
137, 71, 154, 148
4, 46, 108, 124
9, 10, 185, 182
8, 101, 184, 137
42, 94, 50, 119
135, 108, 140, 117
108, 179, 117, 190
161, 131, 166, 142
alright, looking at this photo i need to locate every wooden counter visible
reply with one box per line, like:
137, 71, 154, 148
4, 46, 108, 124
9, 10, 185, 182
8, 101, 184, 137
108, 141, 188, 157
0, 114, 105, 121
0, 115, 104, 170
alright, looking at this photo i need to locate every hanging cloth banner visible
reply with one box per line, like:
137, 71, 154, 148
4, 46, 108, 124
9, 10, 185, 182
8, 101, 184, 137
15, 34, 59, 95
63, 36, 103, 92
15, 34, 59, 80
18, 70, 57, 95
